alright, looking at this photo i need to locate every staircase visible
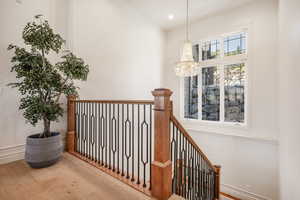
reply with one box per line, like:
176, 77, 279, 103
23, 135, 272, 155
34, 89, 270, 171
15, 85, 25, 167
66, 88, 221, 200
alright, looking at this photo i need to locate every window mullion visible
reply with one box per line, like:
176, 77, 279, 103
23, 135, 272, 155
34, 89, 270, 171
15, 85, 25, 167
219, 36, 225, 123
220, 65, 225, 123
198, 68, 202, 121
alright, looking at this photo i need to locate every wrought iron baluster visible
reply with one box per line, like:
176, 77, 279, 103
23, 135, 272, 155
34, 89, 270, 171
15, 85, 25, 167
210, 168, 213, 199
112, 104, 117, 172
117, 104, 120, 174
100, 103, 105, 165
193, 148, 196, 199
184, 136, 187, 199
88, 102, 91, 159
195, 152, 198, 198
92, 102, 96, 161
201, 156, 204, 198
188, 144, 192, 200
174, 123, 179, 194
191, 147, 195, 200
112, 104, 117, 171
205, 163, 207, 199
213, 169, 216, 199
109, 103, 112, 169
197, 153, 201, 198
89, 102, 92, 160
171, 122, 175, 192
149, 104, 153, 190
178, 126, 182, 196
84, 102, 88, 158
80, 102, 84, 156
75, 102, 78, 152
141, 104, 149, 188
131, 104, 135, 182
137, 104, 140, 185
125, 104, 132, 179
98, 103, 101, 163
105, 103, 108, 167
121, 104, 125, 176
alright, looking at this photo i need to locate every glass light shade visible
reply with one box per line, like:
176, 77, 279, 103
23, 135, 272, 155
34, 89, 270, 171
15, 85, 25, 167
175, 40, 199, 77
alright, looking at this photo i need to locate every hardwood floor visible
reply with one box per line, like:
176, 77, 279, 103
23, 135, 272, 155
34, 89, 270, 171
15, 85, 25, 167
0, 153, 152, 200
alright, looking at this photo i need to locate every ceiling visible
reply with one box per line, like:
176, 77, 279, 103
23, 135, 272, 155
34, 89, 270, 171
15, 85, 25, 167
125, 0, 256, 30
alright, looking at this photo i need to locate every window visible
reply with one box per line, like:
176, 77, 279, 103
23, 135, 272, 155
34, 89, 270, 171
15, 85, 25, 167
201, 40, 220, 60
183, 31, 247, 125
202, 66, 220, 121
224, 63, 245, 123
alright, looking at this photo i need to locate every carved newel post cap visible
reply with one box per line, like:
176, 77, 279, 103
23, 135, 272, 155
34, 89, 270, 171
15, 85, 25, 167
214, 165, 221, 172
68, 95, 77, 101
152, 88, 173, 97
152, 88, 173, 111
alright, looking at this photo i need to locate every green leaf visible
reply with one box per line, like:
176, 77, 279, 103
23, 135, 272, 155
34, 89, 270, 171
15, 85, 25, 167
7, 15, 89, 134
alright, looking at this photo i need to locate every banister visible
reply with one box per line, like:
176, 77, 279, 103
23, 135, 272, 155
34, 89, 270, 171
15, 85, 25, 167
170, 114, 217, 172
70, 99, 154, 104
67, 97, 154, 196
67, 88, 220, 200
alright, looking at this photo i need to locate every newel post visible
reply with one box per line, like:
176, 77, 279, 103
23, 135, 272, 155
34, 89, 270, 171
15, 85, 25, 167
151, 88, 173, 200
214, 165, 221, 200
67, 95, 76, 153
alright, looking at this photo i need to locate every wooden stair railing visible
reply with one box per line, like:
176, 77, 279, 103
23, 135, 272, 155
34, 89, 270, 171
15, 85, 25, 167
67, 97, 155, 196
170, 115, 221, 200
67, 88, 221, 200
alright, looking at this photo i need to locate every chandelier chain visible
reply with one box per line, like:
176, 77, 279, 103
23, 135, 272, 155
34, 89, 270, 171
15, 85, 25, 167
186, 0, 189, 41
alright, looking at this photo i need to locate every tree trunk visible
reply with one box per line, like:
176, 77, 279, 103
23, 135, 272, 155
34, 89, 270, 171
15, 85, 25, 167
43, 118, 51, 138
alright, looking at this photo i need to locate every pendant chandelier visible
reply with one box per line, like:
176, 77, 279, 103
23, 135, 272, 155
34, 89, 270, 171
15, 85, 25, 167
175, 0, 199, 77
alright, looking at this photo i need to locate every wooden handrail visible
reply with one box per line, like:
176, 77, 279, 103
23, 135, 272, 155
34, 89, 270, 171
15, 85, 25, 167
71, 99, 154, 104
170, 114, 216, 172
66, 88, 220, 200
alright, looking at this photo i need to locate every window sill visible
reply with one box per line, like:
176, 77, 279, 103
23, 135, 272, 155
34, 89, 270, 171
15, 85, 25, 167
180, 118, 278, 144
182, 118, 247, 128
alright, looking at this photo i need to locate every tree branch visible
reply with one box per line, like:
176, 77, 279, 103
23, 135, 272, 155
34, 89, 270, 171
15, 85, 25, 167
55, 77, 69, 103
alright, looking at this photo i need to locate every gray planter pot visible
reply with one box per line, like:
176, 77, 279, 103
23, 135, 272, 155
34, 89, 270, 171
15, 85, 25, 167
25, 132, 63, 168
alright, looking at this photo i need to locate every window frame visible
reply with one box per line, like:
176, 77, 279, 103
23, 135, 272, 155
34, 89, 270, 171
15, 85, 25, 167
180, 29, 249, 127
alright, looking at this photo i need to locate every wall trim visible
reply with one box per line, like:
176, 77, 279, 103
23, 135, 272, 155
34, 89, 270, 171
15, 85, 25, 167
221, 183, 273, 200
0, 144, 25, 165
0, 137, 66, 165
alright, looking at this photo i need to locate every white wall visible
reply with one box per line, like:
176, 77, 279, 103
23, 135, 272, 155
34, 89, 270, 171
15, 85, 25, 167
0, 0, 164, 164
278, 0, 300, 199
0, 1, 290, 199
163, 0, 279, 199
69, 0, 165, 100
0, 0, 69, 164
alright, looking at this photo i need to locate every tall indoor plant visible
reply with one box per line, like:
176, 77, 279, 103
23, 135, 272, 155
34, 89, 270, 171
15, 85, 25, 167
8, 15, 89, 168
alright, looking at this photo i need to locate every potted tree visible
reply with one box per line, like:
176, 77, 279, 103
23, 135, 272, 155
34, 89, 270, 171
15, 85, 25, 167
8, 15, 89, 168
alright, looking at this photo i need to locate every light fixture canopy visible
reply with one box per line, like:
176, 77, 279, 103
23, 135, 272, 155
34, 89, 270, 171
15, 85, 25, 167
168, 14, 174, 20
175, 0, 199, 77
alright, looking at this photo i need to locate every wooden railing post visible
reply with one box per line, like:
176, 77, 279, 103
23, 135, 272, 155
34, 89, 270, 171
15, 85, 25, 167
151, 88, 173, 200
67, 95, 76, 153
214, 165, 221, 200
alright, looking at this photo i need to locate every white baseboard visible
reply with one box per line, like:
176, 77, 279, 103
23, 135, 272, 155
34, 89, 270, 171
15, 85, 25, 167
0, 144, 25, 165
221, 184, 272, 200
0, 137, 66, 165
